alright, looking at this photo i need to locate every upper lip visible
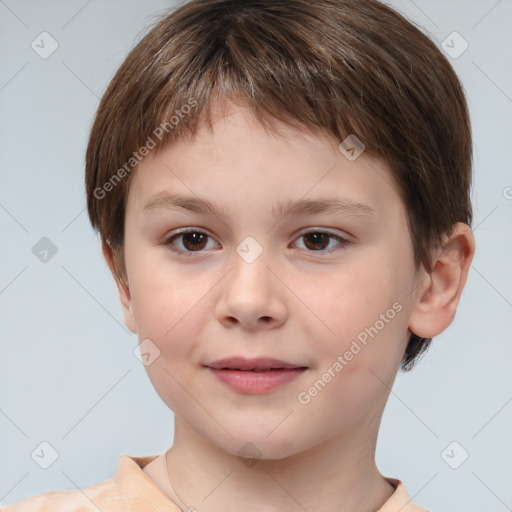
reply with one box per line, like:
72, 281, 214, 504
205, 357, 307, 371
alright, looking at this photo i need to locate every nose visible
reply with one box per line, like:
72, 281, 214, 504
215, 248, 288, 330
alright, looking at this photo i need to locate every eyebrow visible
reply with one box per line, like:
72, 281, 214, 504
143, 193, 376, 218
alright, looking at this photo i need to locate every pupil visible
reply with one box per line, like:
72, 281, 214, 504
184, 232, 206, 250
305, 233, 328, 250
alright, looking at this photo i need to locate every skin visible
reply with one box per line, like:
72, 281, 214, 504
103, 101, 475, 512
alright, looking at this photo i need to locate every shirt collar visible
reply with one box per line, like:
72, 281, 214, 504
114, 454, 183, 511
115, 455, 426, 512
378, 477, 428, 511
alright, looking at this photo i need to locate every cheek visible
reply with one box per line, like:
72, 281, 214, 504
294, 262, 411, 435
127, 247, 223, 376
130, 275, 202, 351
297, 250, 414, 371
127, 244, 198, 331
127, 264, 212, 409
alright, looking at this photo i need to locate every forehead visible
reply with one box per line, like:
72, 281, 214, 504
126, 103, 404, 224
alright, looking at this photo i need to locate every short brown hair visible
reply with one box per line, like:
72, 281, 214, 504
85, 0, 473, 372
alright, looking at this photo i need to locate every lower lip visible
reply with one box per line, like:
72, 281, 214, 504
207, 367, 307, 394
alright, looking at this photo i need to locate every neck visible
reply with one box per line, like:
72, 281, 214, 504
163, 416, 395, 512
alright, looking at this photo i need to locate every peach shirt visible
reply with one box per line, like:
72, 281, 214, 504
1, 454, 430, 511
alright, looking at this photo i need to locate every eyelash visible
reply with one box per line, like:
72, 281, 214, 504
162, 228, 351, 257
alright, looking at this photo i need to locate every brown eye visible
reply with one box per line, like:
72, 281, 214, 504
180, 232, 208, 251
302, 232, 331, 251
294, 231, 351, 254
164, 229, 216, 254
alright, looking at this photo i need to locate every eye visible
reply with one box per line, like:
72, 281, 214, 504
293, 230, 351, 254
163, 228, 351, 256
163, 228, 218, 255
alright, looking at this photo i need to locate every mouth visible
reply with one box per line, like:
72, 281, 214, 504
205, 356, 308, 371
204, 357, 308, 394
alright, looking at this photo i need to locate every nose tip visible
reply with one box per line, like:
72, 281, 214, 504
214, 246, 288, 330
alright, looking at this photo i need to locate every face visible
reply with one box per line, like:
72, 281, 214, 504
117, 102, 423, 460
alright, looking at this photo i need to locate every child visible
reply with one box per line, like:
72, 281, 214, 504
2, 0, 475, 510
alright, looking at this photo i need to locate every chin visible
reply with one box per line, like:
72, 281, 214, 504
213, 429, 309, 463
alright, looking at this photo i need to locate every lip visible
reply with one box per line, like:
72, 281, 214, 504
206, 356, 305, 371
204, 357, 308, 394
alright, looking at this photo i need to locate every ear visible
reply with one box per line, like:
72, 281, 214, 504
102, 240, 137, 334
408, 222, 475, 338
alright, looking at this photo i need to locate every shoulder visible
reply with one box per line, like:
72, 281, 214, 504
0, 476, 121, 512
0, 454, 177, 512
0, 454, 160, 512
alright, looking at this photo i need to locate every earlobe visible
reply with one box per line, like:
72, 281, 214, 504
101, 240, 138, 334
408, 223, 475, 339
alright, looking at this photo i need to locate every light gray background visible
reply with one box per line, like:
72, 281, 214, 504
1, 1, 511, 510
